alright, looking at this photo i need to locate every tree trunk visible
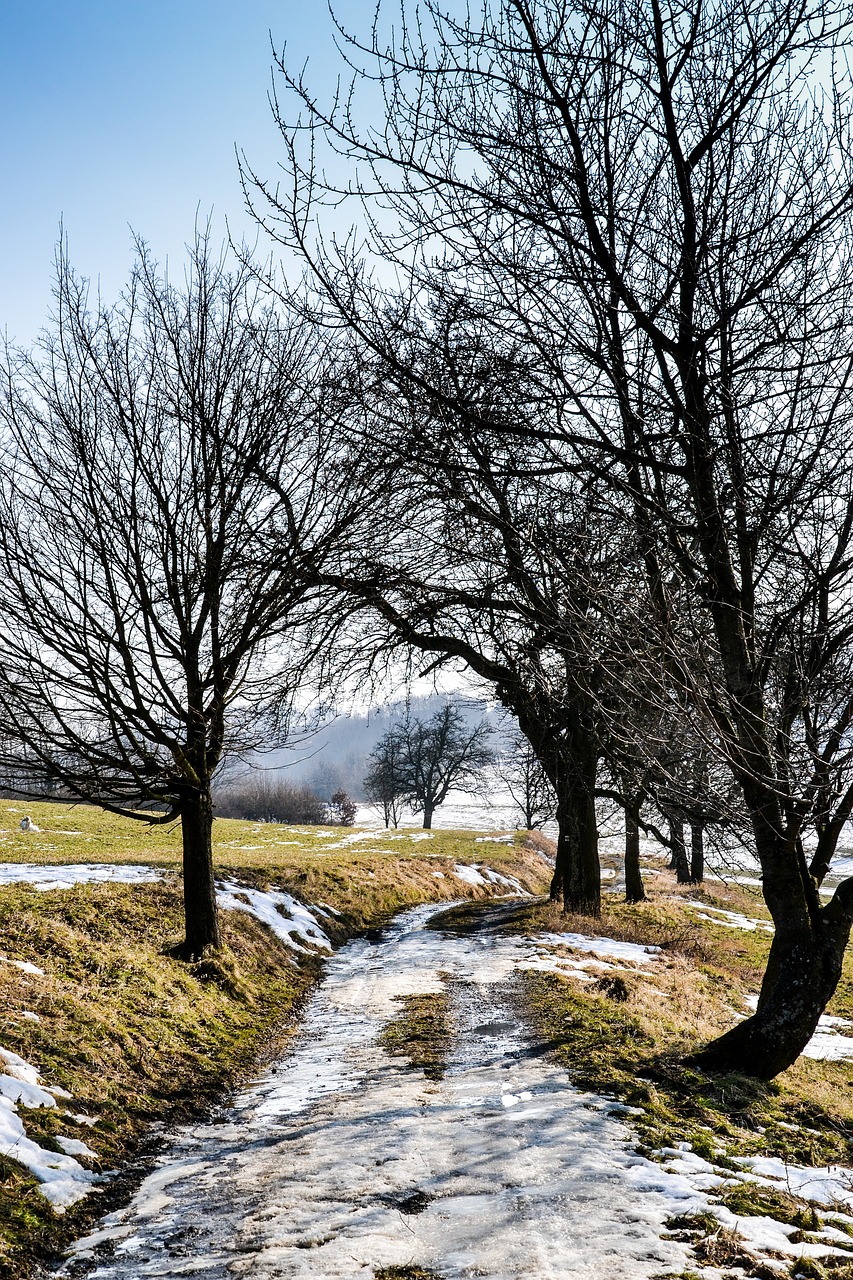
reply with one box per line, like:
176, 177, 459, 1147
179, 790, 220, 959
691, 821, 704, 884
555, 721, 600, 916
690, 905, 853, 1076
668, 813, 691, 883
423, 803, 434, 830
624, 793, 645, 903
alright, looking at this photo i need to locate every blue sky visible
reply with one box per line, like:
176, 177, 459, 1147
0, 2, 364, 344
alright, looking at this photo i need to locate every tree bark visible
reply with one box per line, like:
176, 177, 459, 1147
556, 720, 600, 916
691, 822, 704, 884
179, 790, 221, 959
624, 793, 646, 903
667, 813, 691, 883
691, 897, 853, 1076
423, 803, 434, 830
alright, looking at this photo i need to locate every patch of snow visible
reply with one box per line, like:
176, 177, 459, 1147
0, 863, 161, 891
315, 901, 342, 917
216, 882, 332, 954
734, 1154, 853, 1210
453, 863, 487, 887
686, 899, 774, 933
802, 1032, 853, 1061
536, 932, 661, 966
21, 1010, 40, 1022
451, 863, 527, 894
56, 1135, 98, 1159
474, 834, 514, 845
0, 1048, 97, 1209
742, 996, 853, 1060
1, 955, 45, 975
409, 832, 434, 842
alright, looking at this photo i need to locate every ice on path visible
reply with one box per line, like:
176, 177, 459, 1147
59, 904, 699, 1280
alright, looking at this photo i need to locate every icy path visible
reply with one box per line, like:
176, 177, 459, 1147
58, 904, 699, 1280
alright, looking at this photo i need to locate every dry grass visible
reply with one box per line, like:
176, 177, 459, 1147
521, 873, 853, 1169
378, 989, 453, 1080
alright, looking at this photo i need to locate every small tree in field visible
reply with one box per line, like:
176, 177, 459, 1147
327, 789, 358, 826
372, 704, 494, 829
0, 236, 367, 957
495, 736, 555, 831
364, 726, 409, 828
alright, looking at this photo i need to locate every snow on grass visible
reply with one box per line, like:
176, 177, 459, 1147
1, 955, 45, 976
452, 862, 527, 893
742, 995, 853, 1060
536, 932, 661, 967
685, 899, 774, 933
0, 861, 336, 959
0, 1047, 97, 1210
0, 863, 161, 890
216, 882, 332, 954
733, 1154, 853, 1209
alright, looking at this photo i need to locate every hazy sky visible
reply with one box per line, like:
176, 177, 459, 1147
0, 2, 364, 344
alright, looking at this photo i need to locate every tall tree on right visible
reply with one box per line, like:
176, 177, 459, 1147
252, 0, 853, 1075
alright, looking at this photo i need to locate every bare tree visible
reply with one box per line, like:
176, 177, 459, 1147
248, 0, 853, 1075
494, 735, 556, 831
364, 725, 409, 827
404, 703, 494, 828
367, 704, 494, 829
0, 235, 369, 957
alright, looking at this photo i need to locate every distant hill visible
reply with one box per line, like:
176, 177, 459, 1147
235, 694, 508, 801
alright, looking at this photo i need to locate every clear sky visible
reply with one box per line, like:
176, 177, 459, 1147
0, 2, 364, 345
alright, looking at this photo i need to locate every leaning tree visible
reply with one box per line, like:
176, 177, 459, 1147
0, 235, 371, 957
318, 340, 632, 913
247, 0, 853, 1073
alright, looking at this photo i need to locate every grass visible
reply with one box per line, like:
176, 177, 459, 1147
0, 800, 550, 1279
374, 1268, 444, 1279
514, 873, 853, 1276
378, 989, 453, 1080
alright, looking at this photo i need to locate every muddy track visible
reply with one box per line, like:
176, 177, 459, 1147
50, 901, 695, 1280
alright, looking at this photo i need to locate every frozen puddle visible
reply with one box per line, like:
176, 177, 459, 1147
57, 904, 701, 1280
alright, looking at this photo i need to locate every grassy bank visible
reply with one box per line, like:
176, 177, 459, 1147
517, 883, 853, 1156
0, 802, 549, 1279
512, 878, 853, 1278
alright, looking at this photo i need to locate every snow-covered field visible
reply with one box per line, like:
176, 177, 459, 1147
50, 903, 853, 1280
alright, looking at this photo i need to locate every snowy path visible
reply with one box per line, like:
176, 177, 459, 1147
58, 903, 701, 1280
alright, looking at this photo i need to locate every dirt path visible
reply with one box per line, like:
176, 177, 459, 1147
55, 902, 700, 1280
